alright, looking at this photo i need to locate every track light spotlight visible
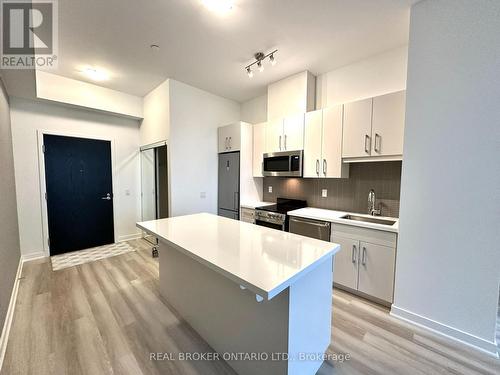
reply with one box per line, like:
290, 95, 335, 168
257, 61, 264, 72
270, 53, 276, 66
246, 67, 253, 78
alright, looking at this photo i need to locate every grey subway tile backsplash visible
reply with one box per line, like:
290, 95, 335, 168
263, 161, 402, 217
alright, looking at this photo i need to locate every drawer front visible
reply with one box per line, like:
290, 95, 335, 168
331, 223, 397, 248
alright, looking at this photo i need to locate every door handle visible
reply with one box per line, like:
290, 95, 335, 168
316, 159, 319, 175
101, 193, 112, 200
374, 133, 381, 153
364, 135, 371, 154
323, 159, 327, 176
279, 135, 282, 151
351, 245, 357, 263
234, 191, 239, 210
362, 246, 367, 266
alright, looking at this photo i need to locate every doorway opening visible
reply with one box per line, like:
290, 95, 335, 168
43, 134, 114, 255
140, 142, 169, 251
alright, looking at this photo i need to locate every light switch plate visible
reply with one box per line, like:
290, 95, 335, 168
268, 186, 273, 193
322, 189, 328, 198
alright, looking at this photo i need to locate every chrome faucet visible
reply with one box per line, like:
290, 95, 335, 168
368, 189, 381, 216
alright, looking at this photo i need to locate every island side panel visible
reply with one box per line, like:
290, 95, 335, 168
287, 255, 333, 375
158, 242, 289, 375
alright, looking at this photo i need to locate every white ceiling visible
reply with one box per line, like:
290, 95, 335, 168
53, 0, 416, 102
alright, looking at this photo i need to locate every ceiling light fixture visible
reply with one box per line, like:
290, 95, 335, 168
244, 50, 278, 78
202, 0, 233, 13
81, 67, 109, 81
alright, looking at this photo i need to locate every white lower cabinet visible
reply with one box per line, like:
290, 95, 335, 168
357, 242, 396, 303
332, 236, 359, 290
331, 223, 397, 304
240, 207, 255, 223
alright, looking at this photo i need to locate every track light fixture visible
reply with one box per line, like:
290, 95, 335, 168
244, 50, 278, 78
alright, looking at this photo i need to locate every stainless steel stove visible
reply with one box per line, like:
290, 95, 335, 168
255, 198, 307, 231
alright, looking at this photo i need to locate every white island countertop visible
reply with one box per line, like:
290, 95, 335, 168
137, 213, 339, 300
288, 207, 399, 233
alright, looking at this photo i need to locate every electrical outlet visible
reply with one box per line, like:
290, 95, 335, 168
125, 189, 130, 196
322, 189, 328, 198
268, 186, 273, 193
200, 192, 206, 198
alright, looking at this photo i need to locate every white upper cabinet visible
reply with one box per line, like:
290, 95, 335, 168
218, 123, 241, 153
304, 106, 348, 179
371, 90, 406, 157
342, 90, 406, 161
252, 122, 266, 177
322, 105, 349, 178
283, 113, 305, 151
342, 98, 373, 158
265, 114, 304, 153
303, 110, 323, 177
265, 118, 284, 153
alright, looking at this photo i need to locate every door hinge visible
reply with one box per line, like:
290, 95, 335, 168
42, 144, 45, 153
47, 237, 50, 247
45, 192, 47, 200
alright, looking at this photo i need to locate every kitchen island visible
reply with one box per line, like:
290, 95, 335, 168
137, 213, 339, 375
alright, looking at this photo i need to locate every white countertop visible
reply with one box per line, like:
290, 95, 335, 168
137, 213, 339, 300
240, 201, 274, 209
288, 207, 399, 233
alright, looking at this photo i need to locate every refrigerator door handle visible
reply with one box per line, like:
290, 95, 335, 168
234, 191, 239, 210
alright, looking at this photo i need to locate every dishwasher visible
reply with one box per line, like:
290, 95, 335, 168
289, 216, 331, 241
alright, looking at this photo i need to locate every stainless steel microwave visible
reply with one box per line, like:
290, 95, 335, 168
262, 150, 303, 177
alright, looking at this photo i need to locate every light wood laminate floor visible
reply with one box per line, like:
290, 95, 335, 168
1, 239, 499, 375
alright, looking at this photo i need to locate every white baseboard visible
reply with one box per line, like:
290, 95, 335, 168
391, 305, 499, 358
21, 251, 47, 262
118, 233, 142, 242
0, 258, 24, 371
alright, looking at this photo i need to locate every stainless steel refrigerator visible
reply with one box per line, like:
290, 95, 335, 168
218, 152, 240, 220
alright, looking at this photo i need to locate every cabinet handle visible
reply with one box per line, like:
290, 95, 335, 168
316, 159, 320, 175
323, 159, 327, 176
279, 135, 282, 151
351, 245, 357, 263
228, 136, 232, 150
374, 133, 381, 153
364, 135, 371, 154
284, 134, 287, 150
362, 247, 367, 266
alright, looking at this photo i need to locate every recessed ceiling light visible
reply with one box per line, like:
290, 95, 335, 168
202, 0, 233, 13
81, 67, 109, 81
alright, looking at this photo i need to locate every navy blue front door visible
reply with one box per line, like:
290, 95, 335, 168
43, 134, 114, 255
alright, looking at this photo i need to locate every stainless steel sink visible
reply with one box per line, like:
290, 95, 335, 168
341, 214, 396, 226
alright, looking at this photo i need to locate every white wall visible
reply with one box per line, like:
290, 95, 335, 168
10, 98, 141, 258
140, 79, 170, 146
393, 0, 500, 355
241, 94, 267, 124
316, 46, 408, 108
36, 71, 144, 119
0, 77, 21, 333
168, 80, 240, 217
